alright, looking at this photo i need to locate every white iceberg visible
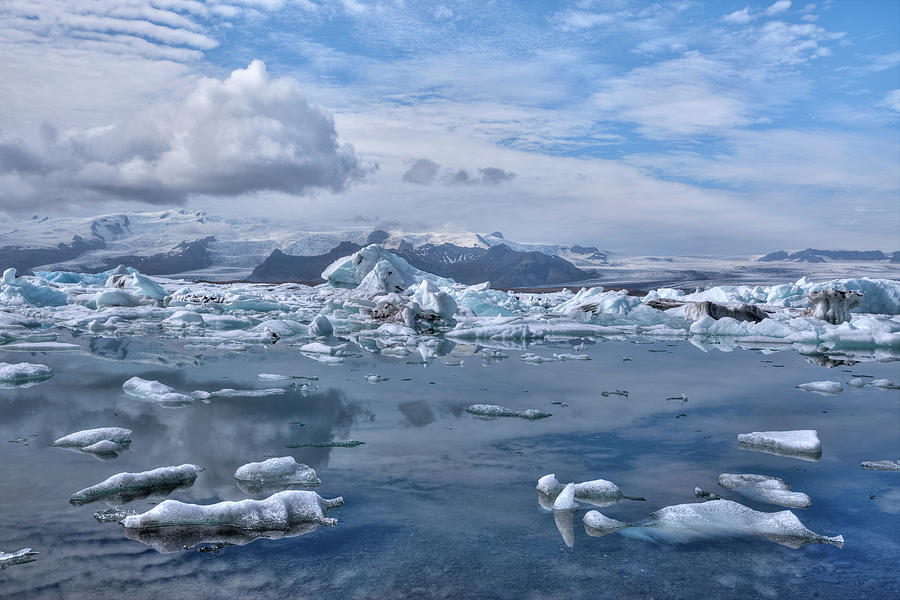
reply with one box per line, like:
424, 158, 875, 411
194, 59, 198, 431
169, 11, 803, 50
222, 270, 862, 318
0, 362, 53, 387
465, 404, 551, 420
738, 430, 822, 461
52, 427, 132, 448
122, 377, 193, 407
552, 483, 578, 511
796, 381, 843, 394
233, 457, 320, 493
0, 547, 38, 568
70, 464, 201, 505
717, 473, 812, 508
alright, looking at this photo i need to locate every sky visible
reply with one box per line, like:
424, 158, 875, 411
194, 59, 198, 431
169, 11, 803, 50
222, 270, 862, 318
0, 0, 898, 253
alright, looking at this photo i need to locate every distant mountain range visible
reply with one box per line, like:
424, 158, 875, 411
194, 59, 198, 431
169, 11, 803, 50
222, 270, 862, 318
759, 249, 900, 263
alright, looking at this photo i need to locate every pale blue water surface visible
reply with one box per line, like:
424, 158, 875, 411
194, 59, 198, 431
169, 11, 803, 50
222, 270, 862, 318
0, 334, 898, 599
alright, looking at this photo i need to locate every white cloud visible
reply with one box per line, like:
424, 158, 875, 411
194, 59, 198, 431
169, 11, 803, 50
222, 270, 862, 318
879, 89, 900, 113
765, 1, 791, 16
722, 7, 753, 24
0, 61, 369, 208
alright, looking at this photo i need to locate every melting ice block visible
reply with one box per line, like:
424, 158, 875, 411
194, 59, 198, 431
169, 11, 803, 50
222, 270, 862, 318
0, 548, 38, 568
861, 460, 900, 471
122, 490, 343, 530
122, 377, 193, 407
808, 289, 863, 325
871, 379, 900, 389
233, 457, 320, 493
465, 404, 551, 420
52, 427, 132, 449
738, 430, 822, 461
583, 511, 630, 537
537, 474, 641, 510
796, 381, 843, 394
0, 362, 53, 387
70, 464, 201, 505
552, 483, 578, 511
191, 388, 285, 400
591, 500, 843, 549
718, 473, 812, 508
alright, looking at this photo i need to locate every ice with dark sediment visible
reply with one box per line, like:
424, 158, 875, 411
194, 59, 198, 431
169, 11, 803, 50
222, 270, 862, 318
861, 460, 900, 471
0, 362, 54, 388
737, 430, 822, 461
796, 381, 843, 394
694, 487, 723, 501
466, 404, 551, 420
69, 464, 201, 505
0, 548, 39, 568
583, 499, 843, 549
233, 457, 320, 493
122, 377, 194, 407
717, 473, 812, 508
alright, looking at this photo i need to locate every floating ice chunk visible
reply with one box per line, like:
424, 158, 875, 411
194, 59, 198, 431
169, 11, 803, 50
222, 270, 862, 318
465, 404, 551, 420
871, 378, 899, 389
0, 342, 78, 352
694, 487, 723, 501
298, 342, 341, 355
584, 500, 842, 549
95, 289, 143, 308
122, 377, 193, 407
583, 511, 630, 537
258, 373, 318, 382
536, 473, 564, 495
738, 430, 822, 461
0, 362, 53, 387
69, 464, 201, 505
861, 460, 900, 471
808, 289, 863, 325
0, 547, 38, 568
364, 374, 388, 383
130, 273, 165, 300
0, 268, 68, 307
94, 507, 136, 524
848, 378, 868, 387
52, 427, 132, 448
163, 310, 204, 326
718, 473, 812, 508
286, 440, 365, 448
409, 280, 457, 320
796, 381, 843, 394
309, 314, 333, 337
191, 388, 285, 400
553, 483, 578, 510
684, 301, 768, 323
233, 457, 320, 493
123, 489, 343, 530
521, 352, 590, 364
573, 479, 631, 507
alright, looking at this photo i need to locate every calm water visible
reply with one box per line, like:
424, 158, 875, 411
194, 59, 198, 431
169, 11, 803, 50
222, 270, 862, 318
1, 334, 898, 599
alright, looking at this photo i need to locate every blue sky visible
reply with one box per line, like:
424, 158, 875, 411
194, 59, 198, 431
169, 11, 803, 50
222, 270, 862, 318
0, 0, 897, 253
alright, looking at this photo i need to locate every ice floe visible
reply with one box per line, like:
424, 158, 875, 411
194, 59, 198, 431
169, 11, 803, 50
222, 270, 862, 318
861, 460, 900, 471
52, 427, 132, 458
583, 500, 843, 549
796, 381, 843, 394
465, 404, 551, 420
738, 430, 822, 461
0, 362, 53, 387
122, 377, 194, 407
717, 474, 812, 508
0, 548, 38, 568
537, 474, 643, 511
233, 457, 320, 493
190, 388, 285, 400
69, 464, 201, 505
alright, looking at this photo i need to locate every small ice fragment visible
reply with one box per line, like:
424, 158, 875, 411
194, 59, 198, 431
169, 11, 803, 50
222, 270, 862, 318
122, 490, 343, 530
848, 378, 867, 387
258, 373, 318, 382
536, 473, 564, 496
191, 388, 285, 400
796, 381, 843, 394
233, 457, 320, 492
465, 404, 552, 420
0, 362, 53, 387
94, 507, 136, 523
364, 374, 388, 384
82, 440, 123, 454
601, 389, 629, 398
122, 377, 193, 407
694, 487, 722, 501
871, 379, 899, 389
553, 483, 578, 510
718, 473, 812, 508
52, 427, 132, 448
0, 548, 38, 568
737, 430, 822, 461
286, 440, 365, 448
309, 314, 333, 337
861, 460, 900, 471
666, 393, 688, 402
69, 464, 201, 505
583, 510, 630, 536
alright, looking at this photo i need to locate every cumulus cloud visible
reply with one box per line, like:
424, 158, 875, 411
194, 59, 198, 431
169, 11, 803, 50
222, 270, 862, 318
402, 158, 440, 185
448, 167, 516, 185
722, 7, 753, 24
0, 60, 369, 209
765, 1, 792, 16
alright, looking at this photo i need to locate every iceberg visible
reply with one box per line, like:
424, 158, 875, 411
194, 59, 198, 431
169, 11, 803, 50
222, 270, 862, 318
796, 381, 843, 394
552, 483, 578, 510
536, 474, 642, 508
683, 301, 768, 323
738, 430, 822, 461
808, 289, 863, 324
582, 499, 842, 549
0, 268, 68, 307
122, 377, 194, 407
717, 473, 812, 508
0, 548, 38, 568
233, 457, 320, 493
308, 314, 333, 337
583, 511, 630, 537
465, 404, 551, 420
69, 464, 201, 505
871, 378, 899, 389
861, 460, 900, 471
52, 427, 132, 449
0, 362, 53, 387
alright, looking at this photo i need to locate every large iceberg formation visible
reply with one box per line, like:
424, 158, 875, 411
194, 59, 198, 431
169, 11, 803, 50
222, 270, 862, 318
69, 464, 201, 505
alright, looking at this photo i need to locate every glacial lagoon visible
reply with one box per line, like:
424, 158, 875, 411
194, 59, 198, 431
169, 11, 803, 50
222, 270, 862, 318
1, 334, 898, 599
